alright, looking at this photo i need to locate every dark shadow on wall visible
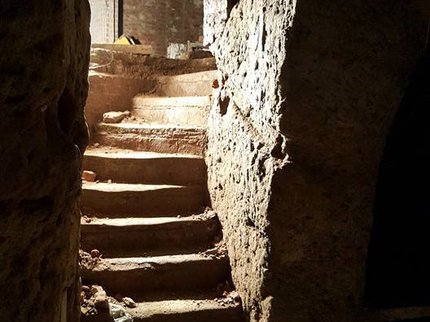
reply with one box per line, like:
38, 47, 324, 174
394, 319, 430, 322
365, 50, 430, 309
227, 0, 240, 17
118, 0, 123, 37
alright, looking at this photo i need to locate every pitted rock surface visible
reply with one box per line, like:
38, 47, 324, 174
0, 1, 90, 321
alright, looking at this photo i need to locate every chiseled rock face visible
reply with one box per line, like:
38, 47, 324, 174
203, 0, 229, 46
0, 1, 90, 321
206, 1, 295, 320
206, 0, 427, 321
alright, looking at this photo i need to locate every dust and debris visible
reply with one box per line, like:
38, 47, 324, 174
79, 250, 102, 270
103, 111, 131, 124
214, 281, 241, 306
122, 297, 137, 308
91, 249, 101, 258
215, 290, 241, 306
200, 242, 227, 259
82, 170, 97, 182
81, 284, 134, 322
82, 215, 93, 223
80, 284, 110, 317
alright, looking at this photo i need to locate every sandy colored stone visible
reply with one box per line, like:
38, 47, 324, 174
122, 297, 137, 308
205, 0, 428, 321
103, 111, 130, 123
91, 249, 101, 258
82, 170, 97, 182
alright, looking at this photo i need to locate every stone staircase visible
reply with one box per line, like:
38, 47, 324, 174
80, 70, 243, 322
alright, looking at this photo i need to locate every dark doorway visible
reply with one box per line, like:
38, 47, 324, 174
364, 50, 430, 309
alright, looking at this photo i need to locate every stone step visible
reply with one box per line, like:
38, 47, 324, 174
132, 96, 210, 127
81, 291, 243, 322
94, 123, 206, 156
156, 70, 218, 97
126, 297, 242, 322
81, 253, 230, 295
80, 213, 221, 258
81, 182, 204, 217
83, 147, 207, 185
85, 72, 157, 129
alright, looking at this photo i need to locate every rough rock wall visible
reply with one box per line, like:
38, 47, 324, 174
270, 1, 426, 321
206, 0, 428, 321
0, 1, 90, 321
206, 1, 296, 320
203, 0, 228, 46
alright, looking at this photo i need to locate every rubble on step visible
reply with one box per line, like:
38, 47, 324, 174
81, 284, 133, 322
82, 170, 97, 182
103, 111, 131, 124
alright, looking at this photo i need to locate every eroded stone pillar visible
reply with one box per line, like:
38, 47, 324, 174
205, 0, 428, 321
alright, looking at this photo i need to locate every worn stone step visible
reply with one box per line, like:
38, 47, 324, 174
132, 96, 210, 127
81, 291, 243, 322
94, 123, 206, 156
80, 213, 221, 258
81, 182, 204, 217
85, 72, 157, 130
82, 253, 230, 295
156, 70, 218, 97
83, 147, 207, 185
126, 297, 242, 322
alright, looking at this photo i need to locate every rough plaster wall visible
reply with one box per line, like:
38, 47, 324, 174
206, 0, 427, 321
0, 1, 90, 321
123, 0, 203, 56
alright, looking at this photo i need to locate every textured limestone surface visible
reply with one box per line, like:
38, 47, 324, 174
206, 1, 295, 320
0, 1, 90, 321
205, 0, 428, 321
203, 0, 229, 46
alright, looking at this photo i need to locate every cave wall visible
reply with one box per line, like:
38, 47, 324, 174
0, 1, 90, 321
206, 1, 295, 320
205, 0, 428, 321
